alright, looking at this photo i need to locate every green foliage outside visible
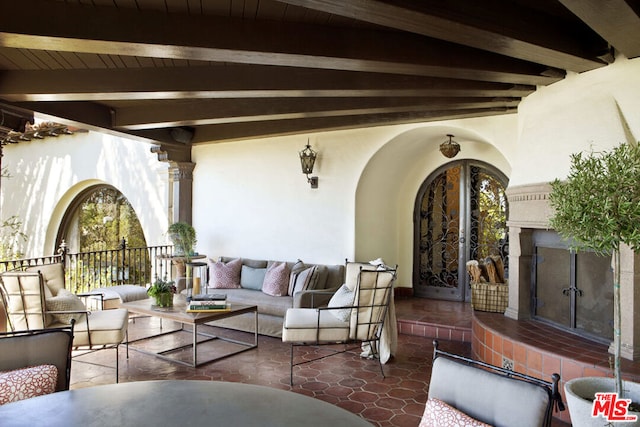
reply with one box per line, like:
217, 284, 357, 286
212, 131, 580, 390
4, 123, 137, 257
167, 221, 196, 256
79, 187, 147, 251
549, 142, 640, 397
476, 173, 507, 260
0, 215, 27, 261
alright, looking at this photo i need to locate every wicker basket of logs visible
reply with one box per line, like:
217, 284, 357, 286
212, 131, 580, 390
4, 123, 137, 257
467, 256, 508, 313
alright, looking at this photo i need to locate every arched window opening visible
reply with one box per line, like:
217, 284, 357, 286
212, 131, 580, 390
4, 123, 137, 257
58, 185, 147, 253
57, 185, 156, 291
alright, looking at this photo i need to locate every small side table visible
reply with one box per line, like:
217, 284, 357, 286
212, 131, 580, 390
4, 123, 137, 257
186, 261, 208, 296
157, 254, 206, 293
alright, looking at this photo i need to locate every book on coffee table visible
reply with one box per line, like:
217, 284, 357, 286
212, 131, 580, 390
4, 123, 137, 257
186, 302, 231, 313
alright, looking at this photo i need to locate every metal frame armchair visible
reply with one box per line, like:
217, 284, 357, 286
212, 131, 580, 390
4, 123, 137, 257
282, 262, 397, 385
0, 263, 128, 383
0, 323, 74, 393
427, 340, 565, 427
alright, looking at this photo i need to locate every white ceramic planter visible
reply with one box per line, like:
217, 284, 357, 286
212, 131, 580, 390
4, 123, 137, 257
565, 377, 640, 427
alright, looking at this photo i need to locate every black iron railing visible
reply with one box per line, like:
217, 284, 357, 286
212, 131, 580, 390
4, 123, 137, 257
0, 240, 174, 293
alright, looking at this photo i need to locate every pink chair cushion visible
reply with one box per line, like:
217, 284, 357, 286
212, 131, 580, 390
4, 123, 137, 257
0, 365, 58, 405
419, 398, 491, 427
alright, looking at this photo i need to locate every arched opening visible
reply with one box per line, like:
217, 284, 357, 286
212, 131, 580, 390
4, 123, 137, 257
57, 185, 147, 252
413, 160, 508, 301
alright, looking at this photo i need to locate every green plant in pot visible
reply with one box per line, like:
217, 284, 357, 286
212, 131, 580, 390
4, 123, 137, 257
549, 142, 640, 426
168, 222, 197, 258
147, 276, 176, 307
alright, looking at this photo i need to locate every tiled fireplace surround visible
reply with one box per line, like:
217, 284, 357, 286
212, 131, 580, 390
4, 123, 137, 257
399, 183, 640, 425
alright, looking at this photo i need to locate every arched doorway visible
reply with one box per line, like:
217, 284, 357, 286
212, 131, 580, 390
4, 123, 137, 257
413, 160, 508, 301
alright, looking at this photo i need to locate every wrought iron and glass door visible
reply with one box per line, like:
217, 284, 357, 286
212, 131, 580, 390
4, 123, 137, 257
413, 161, 508, 301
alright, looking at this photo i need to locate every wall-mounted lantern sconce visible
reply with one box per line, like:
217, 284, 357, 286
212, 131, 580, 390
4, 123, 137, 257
299, 141, 318, 188
439, 134, 461, 158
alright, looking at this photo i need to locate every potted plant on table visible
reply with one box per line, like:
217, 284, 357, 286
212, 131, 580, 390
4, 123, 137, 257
147, 276, 177, 307
549, 142, 640, 426
168, 222, 197, 258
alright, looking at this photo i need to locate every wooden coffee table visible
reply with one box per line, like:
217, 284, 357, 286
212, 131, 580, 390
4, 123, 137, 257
121, 298, 258, 367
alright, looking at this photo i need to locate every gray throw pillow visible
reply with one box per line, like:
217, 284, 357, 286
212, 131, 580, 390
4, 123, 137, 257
288, 265, 316, 296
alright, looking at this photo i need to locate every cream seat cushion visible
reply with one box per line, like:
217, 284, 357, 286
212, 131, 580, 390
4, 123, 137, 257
282, 308, 350, 343
49, 308, 128, 347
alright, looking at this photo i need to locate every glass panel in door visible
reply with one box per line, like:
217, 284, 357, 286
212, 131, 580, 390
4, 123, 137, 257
414, 161, 508, 301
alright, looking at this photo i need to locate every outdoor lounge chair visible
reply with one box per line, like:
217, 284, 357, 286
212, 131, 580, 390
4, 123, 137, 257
282, 262, 396, 385
0, 263, 128, 382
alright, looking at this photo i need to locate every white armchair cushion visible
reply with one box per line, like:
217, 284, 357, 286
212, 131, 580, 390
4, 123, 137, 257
51, 308, 128, 347
26, 263, 65, 295
1, 272, 46, 330
282, 308, 350, 343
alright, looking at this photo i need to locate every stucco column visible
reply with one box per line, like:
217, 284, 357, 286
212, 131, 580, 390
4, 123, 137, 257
168, 162, 195, 225
613, 245, 640, 361
505, 226, 533, 320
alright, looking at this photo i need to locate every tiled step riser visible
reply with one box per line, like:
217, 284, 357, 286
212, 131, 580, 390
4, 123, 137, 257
397, 319, 471, 343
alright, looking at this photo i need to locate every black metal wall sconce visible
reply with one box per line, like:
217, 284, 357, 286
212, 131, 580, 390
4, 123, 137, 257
299, 141, 318, 188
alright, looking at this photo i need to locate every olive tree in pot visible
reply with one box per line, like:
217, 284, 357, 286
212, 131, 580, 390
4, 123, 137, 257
549, 142, 640, 426
168, 221, 197, 258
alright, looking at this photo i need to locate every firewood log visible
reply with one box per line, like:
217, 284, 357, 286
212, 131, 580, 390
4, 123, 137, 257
489, 255, 505, 283
466, 260, 484, 284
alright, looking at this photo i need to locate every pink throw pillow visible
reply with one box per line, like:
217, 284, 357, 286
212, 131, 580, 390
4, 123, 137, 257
419, 398, 491, 427
262, 262, 290, 296
0, 365, 58, 405
210, 258, 242, 289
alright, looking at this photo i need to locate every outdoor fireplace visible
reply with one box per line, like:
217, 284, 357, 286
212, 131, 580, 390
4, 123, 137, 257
505, 182, 639, 360
532, 230, 613, 342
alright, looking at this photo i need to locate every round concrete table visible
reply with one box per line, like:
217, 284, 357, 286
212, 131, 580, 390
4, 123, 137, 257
0, 380, 373, 427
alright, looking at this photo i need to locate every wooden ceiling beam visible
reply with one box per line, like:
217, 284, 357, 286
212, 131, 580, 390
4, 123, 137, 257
0, 67, 535, 102
279, 0, 608, 72
558, 0, 640, 59
190, 108, 517, 143
112, 97, 521, 130
11, 101, 187, 148
0, 0, 559, 85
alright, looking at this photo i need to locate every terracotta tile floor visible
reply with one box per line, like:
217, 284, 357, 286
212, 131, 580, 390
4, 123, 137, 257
70, 298, 569, 426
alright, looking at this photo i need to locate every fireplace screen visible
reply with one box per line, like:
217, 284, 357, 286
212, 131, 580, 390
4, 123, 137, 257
533, 232, 613, 341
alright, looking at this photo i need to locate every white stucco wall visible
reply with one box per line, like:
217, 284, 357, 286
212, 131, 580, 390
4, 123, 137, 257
192, 115, 516, 287
1, 131, 168, 256
511, 55, 640, 186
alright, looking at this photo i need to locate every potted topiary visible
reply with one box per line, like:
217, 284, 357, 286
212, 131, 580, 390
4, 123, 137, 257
168, 222, 197, 258
549, 142, 640, 426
